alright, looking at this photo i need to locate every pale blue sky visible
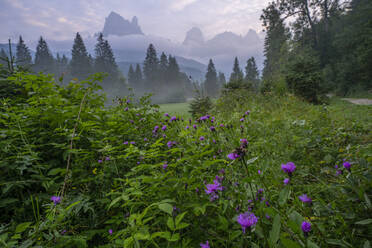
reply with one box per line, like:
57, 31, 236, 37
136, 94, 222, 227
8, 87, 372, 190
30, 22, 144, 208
0, 0, 270, 43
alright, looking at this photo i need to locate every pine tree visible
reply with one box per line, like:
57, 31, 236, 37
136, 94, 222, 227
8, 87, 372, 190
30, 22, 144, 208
159, 52, 168, 84
34, 36, 54, 73
167, 55, 180, 85
128, 64, 135, 87
16, 36, 32, 67
245, 57, 259, 90
70, 32, 91, 79
218, 72, 226, 87
134, 64, 143, 90
143, 44, 159, 91
229, 57, 243, 83
204, 59, 218, 97
94, 33, 118, 79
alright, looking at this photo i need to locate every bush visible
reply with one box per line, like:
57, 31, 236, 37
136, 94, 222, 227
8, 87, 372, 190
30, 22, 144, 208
285, 49, 323, 103
189, 88, 213, 118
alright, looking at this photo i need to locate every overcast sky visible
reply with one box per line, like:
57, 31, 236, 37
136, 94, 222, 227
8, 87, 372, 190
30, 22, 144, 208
0, 0, 271, 43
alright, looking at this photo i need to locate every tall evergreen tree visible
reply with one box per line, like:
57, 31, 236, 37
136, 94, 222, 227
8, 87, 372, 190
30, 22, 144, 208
134, 64, 143, 90
70, 32, 91, 79
229, 57, 243, 83
127, 64, 135, 87
167, 55, 181, 85
143, 44, 159, 91
94, 33, 118, 79
34, 36, 54, 73
204, 59, 218, 96
218, 72, 226, 87
159, 52, 168, 84
16, 36, 32, 67
245, 57, 259, 91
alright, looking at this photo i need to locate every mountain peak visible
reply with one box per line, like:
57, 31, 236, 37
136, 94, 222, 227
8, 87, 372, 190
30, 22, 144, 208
103, 12, 143, 37
183, 27, 204, 46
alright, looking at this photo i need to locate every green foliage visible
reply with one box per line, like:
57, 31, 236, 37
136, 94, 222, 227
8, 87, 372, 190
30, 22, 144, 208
0, 72, 371, 247
70, 32, 92, 80
285, 48, 323, 103
204, 59, 218, 97
189, 86, 213, 118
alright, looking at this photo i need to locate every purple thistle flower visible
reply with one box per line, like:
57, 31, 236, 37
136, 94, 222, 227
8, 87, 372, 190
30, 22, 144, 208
124, 107, 129, 111
219, 169, 225, 174
193, 124, 197, 129
130, 141, 136, 145
167, 141, 173, 148
186, 125, 190, 129
336, 170, 343, 176
205, 179, 223, 194
266, 214, 271, 220
130, 120, 134, 124
237, 212, 258, 233
98, 159, 103, 163
200, 136, 205, 141
126, 99, 130, 104
170, 116, 177, 122
105, 156, 110, 161
343, 161, 351, 170
213, 139, 216, 144
245, 110, 250, 116
200, 241, 210, 248
227, 153, 240, 160
164, 113, 169, 117
219, 124, 224, 127
240, 139, 248, 145
108, 229, 113, 235
258, 170, 262, 175
283, 178, 290, 185
200, 116, 208, 121
163, 163, 168, 170
301, 221, 311, 233
240, 118, 245, 122
123, 141, 128, 145
162, 125, 167, 131
144, 138, 148, 142
210, 126, 216, 131
50, 196, 61, 205
281, 162, 296, 175
299, 194, 312, 203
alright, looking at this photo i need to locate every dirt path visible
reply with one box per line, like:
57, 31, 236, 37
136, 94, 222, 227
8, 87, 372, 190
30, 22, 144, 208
341, 98, 372, 105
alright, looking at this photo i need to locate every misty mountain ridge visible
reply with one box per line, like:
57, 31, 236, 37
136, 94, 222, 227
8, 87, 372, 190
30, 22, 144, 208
102, 11, 143, 37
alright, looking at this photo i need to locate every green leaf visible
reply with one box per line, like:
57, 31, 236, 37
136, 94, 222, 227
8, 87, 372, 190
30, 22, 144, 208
66, 201, 81, 211
355, 219, 372, 225
307, 240, 320, 248
280, 237, 301, 248
279, 187, 290, 206
15, 222, 32, 233
269, 214, 281, 247
167, 217, 175, 231
158, 203, 173, 216
175, 211, 187, 227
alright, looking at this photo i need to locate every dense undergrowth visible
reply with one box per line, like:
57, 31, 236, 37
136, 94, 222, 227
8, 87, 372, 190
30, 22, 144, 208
0, 72, 371, 247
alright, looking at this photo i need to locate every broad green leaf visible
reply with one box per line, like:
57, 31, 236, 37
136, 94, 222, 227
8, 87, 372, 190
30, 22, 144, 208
280, 237, 301, 248
355, 219, 372, 225
15, 222, 32, 233
167, 217, 175, 231
158, 203, 173, 216
269, 214, 281, 247
279, 187, 290, 206
307, 240, 320, 248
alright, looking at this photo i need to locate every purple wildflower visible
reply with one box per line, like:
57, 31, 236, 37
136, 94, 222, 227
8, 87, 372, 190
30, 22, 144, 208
124, 107, 129, 111
283, 178, 290, 185
105, 156, 110, 161
245, 110, 250, 116
163, 163, 168, 170
170, 116, 177, 122
200, 136, 205, 141
213, 139, 216, 144
108, 229, 113, 235
299, 194, 312, 203
258, 170, 262, 175
227, 153, 240, 160
164, 113, 169, 117
237, 212, 258, 233
130, 141, 136, 145
336, 170, 343, 176
98, 159, 103, 163
193, 124, 197, 129
240, 118, 245, 122
167, 141, 173, 148
200, 241, 210, 248
210, 126, 216, 131
343, 161, 351, 170
281, 162, 296, 175
144, 138, 148, 142
50, 196, 61, 205
240, 139, 248, 145
219, 169, 225, 174
123, 141, 128, 145
301, 221, 311, 233
186, 125, 190, 129
130, 120, 134, 124
205, 179, 223, 201
162, 125, 167, 131
219, 124, 224, 127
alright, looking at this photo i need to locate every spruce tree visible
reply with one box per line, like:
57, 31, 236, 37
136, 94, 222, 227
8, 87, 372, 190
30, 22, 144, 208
143, 44, 159, 91
167, 55, 180, 86
94, 33, 118, 79
229, 57, 243, 83
159, 52, 168, 84
34, 36, 54, 73
134, 64, 143, 90
245, 57, 259, 90
16, 36, 32, 67
204, 59, 218, 97
127, 64, 135, 87
218, 72, 226, 87
70, 32, 91, 79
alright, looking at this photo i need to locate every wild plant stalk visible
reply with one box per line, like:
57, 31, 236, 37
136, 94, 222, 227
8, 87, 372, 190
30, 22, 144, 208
60, 89, 90, 198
